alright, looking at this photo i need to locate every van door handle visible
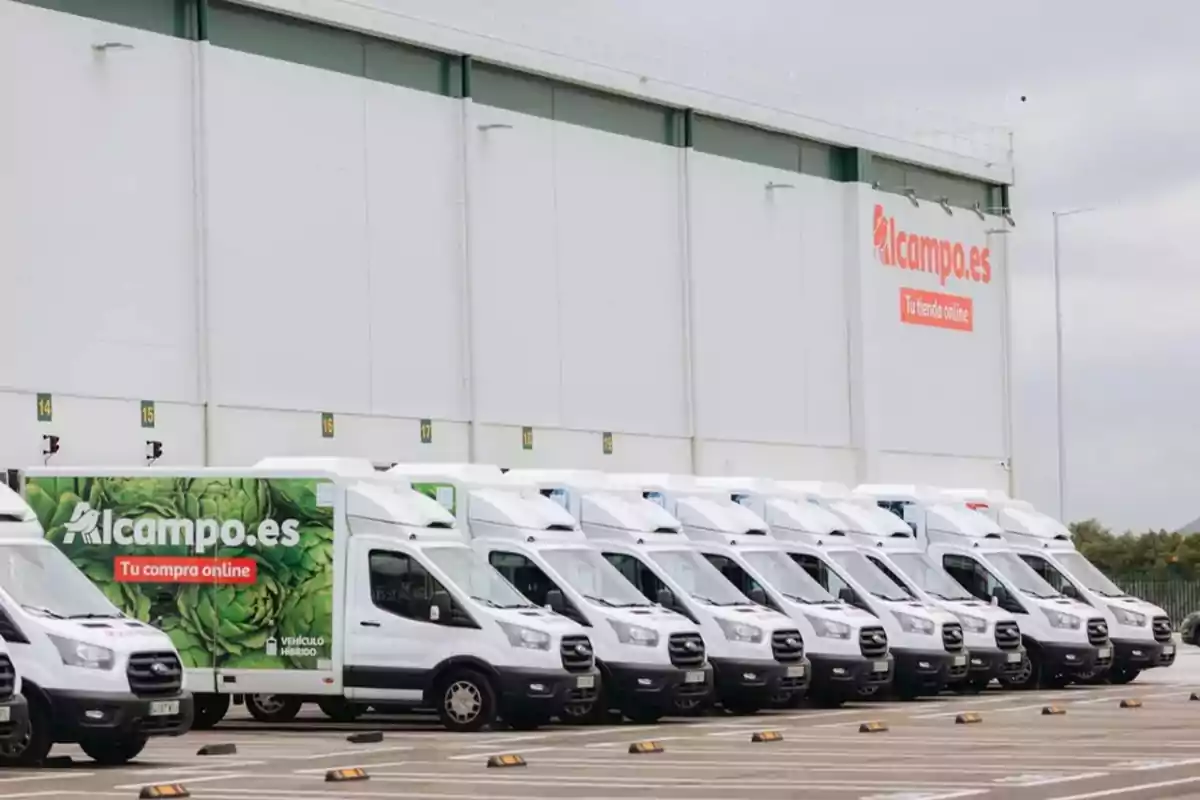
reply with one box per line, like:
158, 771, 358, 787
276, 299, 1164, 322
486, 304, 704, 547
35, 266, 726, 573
360, 620, 381, 628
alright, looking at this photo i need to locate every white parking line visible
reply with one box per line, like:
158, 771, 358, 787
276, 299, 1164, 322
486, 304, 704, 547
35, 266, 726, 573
293, 759, 412, 774
447, 746, 558, 761
1046, 776, 1200, 799
270, 744, 414, 760
112, 773, 251, 790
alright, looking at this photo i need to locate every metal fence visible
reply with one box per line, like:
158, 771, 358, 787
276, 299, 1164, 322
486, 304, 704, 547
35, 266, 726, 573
1118, 577, 1200, 628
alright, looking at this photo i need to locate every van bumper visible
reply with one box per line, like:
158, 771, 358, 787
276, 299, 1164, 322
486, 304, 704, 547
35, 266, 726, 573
962, 646, 1026, 681
892, 648, 968, 695
496, 667, 600, 718
0, 694, 29, 745
606, 662, 713, 712
45, 689, 193, 742
808, 653, 893, 697
1042, 642, 1113, 675
1112, 639, 1176, 669
709, 657, 805, 706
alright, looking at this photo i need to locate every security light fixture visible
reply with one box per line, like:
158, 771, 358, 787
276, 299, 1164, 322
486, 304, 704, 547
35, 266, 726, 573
93, 42, 134, 52
936, 196, 953, 215
902, 187, 919, 207
477, 123, 513, 132
42, 434, 60, 464
765, 182, 794, 191
972, 201, 987, 221
145, 440, 163, 465
871, 180, 882, 190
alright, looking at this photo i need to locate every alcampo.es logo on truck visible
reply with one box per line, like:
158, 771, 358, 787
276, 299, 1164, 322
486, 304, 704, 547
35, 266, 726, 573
61, 502, 301, 553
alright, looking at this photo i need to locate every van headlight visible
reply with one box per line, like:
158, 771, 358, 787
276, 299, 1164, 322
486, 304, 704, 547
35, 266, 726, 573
715, 618, 763, 643
956, 614, 988, 634
1109, 606, 1147, 627
497, 621, 551, 650
804, 616, 851, 639
610, 620, 659, 647
893, 611, 935, 635
1041, 608, 1081, 630
48, 634, 115, 670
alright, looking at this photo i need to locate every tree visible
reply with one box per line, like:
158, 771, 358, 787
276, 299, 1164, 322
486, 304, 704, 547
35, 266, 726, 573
1070, 519, 1200, 579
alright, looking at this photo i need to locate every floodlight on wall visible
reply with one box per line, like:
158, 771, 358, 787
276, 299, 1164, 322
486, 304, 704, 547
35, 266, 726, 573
870, 180, 882, 190
979, 204, 1016, 227
972, 201, 987, 221
1002, 211, 1016, 227
936, 196, 953, 215
145, 440, 163, 465
477, 123, 513, 132
902, 188, 919, 207
765, 182, 794, 191
93, 42, 134, 52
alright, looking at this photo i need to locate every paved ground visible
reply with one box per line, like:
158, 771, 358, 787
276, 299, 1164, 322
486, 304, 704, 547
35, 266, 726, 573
8, 649, 1200, 800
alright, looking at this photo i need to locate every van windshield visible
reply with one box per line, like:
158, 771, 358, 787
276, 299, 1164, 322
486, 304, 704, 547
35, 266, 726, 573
829, 549, 912, 601
889, 552, 974, 601
648, 549, 750, 606
0, 543, 123, 618
424, 546, 536, 609
541, 548, 652, 607
740, 550, 835, 604
986, 550, 1062, 599
1054, 551, 1127, 598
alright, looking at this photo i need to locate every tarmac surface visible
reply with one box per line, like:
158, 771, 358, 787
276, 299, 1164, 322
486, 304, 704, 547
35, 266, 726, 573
9, 649, 1200, 800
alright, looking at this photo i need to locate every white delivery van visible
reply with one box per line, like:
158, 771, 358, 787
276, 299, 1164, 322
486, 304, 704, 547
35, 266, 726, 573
589, 474, 809, 714
780, 482, 1025, 692
856, 484, 1113, 689
690, 478, 893, 706
945, 489, 1174, 684
0, 481, 191, 766
387, 465, 710, 724
27, 462, 597, 733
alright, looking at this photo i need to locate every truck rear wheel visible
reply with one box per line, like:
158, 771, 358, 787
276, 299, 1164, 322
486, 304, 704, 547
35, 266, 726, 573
0, 692, 52, 767
436, 669, 496, 732
192, 693, 230, 730
79, 734, 148, 766
245, 694, 302, 723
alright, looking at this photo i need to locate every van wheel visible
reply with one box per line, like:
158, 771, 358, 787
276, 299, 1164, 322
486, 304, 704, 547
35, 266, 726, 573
191, 694, 230, 730
723, 699, 761, 715
79, 735, 148, 766
318, 697, 365, 722
245, 694, 302, 723
0, 692, 52, 767
623, 704, 664, 724
1000, 652, 1038, 690
436, 669, 496, 732
1109, 666, 1141, 685
561, 682, 610, 725
810, 692, 847, 709
672, 693, 708, 716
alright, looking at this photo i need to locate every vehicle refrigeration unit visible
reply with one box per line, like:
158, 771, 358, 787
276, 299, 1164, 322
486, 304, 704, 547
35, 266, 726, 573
856, 484, 1113, 689
945, 488, 1174, 684
386, 464, 710, 724
780, 481, 1025, 692
588, 473, 809, 714
687, 477, 894, 706
703, 479, 963, 700
0, 479, 191, 767
27, 460, 598, 733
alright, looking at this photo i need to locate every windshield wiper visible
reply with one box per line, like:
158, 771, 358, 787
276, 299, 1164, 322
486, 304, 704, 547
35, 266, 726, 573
692, 595, 743, 606
68, 612, 123, 619
581, 594, 616, 607
470, 595, 502, 608
781, 593, 819, 604
22, 604, 64, 619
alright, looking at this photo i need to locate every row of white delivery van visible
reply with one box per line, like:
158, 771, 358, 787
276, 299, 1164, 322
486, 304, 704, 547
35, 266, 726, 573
0, 462, 1176, 766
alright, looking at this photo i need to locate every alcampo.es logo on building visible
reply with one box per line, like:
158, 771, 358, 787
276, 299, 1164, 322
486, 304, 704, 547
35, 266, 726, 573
873, 204, 992, 287
61, 502, 301, 553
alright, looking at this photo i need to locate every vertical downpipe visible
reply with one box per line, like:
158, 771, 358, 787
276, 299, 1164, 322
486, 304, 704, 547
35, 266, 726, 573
677, 111, 700, 474
190, 12, 214, 465
457, 58, 479, 462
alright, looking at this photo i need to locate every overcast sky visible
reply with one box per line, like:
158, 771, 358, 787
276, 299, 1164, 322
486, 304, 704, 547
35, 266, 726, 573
378, 0, 1199, 530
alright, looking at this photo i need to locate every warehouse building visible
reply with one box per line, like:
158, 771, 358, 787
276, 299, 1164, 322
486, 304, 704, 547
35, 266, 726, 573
0, 0, 1016, 489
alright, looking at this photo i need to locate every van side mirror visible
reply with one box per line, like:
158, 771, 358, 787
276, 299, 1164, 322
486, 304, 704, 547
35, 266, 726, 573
748, 586, 768, 606
990, 586, 1009, 606
1061, 582, 1081, 600
545, 588, 566, 614
656, 587, 675, 608
838, 587, 856, 605
431, 590, 452, 623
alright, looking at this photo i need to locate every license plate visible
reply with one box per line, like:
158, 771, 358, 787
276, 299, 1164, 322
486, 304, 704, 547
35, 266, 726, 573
1098, 647, 1112, 659
576, 675, 595, 689
0, 707, 9, 723
786, 665, 805, 678
684, 670, 706, 684
1006, 652, 1022, 663
149, 700, 179, 717
873, 660, 889, 672
953, 655, 967, 666
1164, 645, 1175, 656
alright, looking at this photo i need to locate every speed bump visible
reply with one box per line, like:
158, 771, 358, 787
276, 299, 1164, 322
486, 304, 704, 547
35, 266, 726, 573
486, 754, 527, 768
196, 742, 237, 756
955, 712, 983, 725
859, 721, 888, 733
750, 730, 783, 743
1191, 692, 1200, 701
325, 767, 369, 782
1042, 705, 1067, 716
1120, 698, 1143, 709
139, 785, 189, 799
347, 731, 384, 744
628, 740, 664, 754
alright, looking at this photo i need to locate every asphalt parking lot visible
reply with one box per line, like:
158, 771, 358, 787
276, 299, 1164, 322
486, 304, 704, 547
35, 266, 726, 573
8, 653, 1200, 800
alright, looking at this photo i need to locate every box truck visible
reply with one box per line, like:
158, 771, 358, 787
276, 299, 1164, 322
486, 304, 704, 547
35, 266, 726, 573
27, 463, 598, 733
856, 485, 1113, 689
778, 482, 1025, 692
945, 489, 1173, 684
389, 465, 712, 724
0, 480, 190, 766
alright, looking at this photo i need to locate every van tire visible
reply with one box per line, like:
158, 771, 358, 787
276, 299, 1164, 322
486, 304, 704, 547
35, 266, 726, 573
191, 693, 230, 730
560, 682, 610, 725
245, 694, 302, 723
79, 734, 148, 766
1000, 651, 1038, 690
0, 691, 52, 767
1108, 666, 1141, 685
436, 669, 496, 732
318, 697, 365, 722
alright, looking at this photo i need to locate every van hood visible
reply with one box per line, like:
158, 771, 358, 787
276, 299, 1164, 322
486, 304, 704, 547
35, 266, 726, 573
492, 606, 588, 632
606, 605, 699, 633
1107, 596, 1168, 618
39, 617, 176, 652
940, 600, 1016, 623
713, 606, 793, 628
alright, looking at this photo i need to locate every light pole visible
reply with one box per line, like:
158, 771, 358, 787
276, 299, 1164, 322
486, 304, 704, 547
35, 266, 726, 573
986, 226, 1013, 496
1052, 207, 1096, 522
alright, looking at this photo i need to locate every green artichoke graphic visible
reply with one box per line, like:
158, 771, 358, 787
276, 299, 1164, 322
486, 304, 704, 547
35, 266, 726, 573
179, 477, 271, 537
277, 569, 335, 669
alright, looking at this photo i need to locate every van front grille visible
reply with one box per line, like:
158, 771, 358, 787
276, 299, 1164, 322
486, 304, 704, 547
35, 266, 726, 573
0, 655, 14, 700
771, 629, 804, 663
859, 626, 888, 658
1087, 619, 1109, 646
668, 632, 706, 668
994, 620, 1021, 650
560, 635, 594, 672
1152, 616, 1172, 643
127, 651, 182, 697
941, 622, 964, 653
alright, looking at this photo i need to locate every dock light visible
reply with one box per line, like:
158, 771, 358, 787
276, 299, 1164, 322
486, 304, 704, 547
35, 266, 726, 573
902, 187, 919, 207
937, 196, 953, 215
